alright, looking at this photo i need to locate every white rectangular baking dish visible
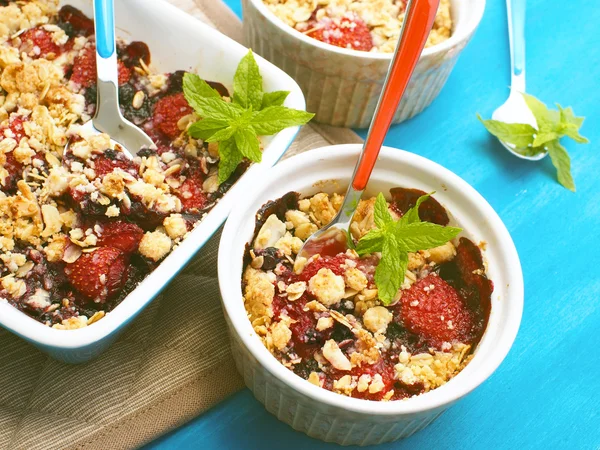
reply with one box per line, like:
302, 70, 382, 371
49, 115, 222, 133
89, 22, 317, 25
0, 0, 306, 363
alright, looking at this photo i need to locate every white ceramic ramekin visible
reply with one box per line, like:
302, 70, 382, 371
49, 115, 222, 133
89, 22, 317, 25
243, 0, 485, 128
0, 0, 306, 364
218, 144, 523, 445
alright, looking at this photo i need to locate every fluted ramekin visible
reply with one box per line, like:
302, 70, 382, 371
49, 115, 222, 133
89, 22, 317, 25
218, 144, 523, 445
243, 0, 485, 128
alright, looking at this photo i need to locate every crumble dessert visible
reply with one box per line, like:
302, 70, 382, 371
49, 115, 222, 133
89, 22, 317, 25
262, 0, 452, 52
0, 1, 244, 329
242, 188, 493, 401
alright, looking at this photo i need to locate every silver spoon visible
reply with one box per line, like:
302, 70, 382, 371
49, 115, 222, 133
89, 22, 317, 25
66, 0, 154, 157
297, 0, 441, 262
491, 0, 546, 161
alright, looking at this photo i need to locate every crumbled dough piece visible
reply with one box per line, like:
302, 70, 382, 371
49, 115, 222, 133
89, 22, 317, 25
368, 374, 385, 394
308, 268, 346, 306
285, 209, 310, 228
138, 231, 172, 261
333, 374, 356, 396
243, 267, 275, 324
425, 241, 457, 264
270, 320, 292, 350
407, 252, 426, 271
316, 316, 334, 331
357, 374, 372, 393
274, 232, 303, 256
344, 267, 368, 291
362, 306, 393, 334
163, 214, 188, 240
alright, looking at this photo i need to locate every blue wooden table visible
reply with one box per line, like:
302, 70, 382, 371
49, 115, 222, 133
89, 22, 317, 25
146, 0, 600, 448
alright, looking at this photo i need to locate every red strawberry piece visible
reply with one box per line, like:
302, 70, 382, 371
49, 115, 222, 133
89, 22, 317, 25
96, 221, 144, 254
296, 254, 348, 282
400, 273, 474, 348
17, 27, 63, 59
152, 92, 193, 139
389, 187, 450, 225
58, 5, 95, 36
70, 47, 96, 88
306, 13, 374, 52
64, 247, 128, 302
175, 167, 208, 212
92, 152, 137, 178
70, 46, 131, 88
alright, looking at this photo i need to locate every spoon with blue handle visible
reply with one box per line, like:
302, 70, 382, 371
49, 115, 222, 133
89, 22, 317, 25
66, 0, 154, 157
492, 0, 546, 161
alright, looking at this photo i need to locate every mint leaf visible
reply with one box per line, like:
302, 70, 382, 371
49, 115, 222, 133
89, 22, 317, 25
375, 235, 407, 305
522, 93, 553, 128
547, 140, 575, 192
183, 52, 314, 185
477, 114, 536, 149
394, 222, 462, 252
234, 128, 262, 162
233, 50, 263, 111
355, 228, 385, 256
558, 105, 589, 144
218, 138, 243, 185
188, 96, 243, 122
399, 193, 432, 225
478, 95, 588, 191
532, 131, 558, 147
261, 91, 290, 109
373, 193, 393, 228
187, 118, 229, 140
251, 106, 314, 135
356, 192, 461, 305
205, 126, 236, 143
183, 73, 221, 101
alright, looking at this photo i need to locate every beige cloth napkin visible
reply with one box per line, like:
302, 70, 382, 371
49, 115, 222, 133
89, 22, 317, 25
0, 2, 362, 449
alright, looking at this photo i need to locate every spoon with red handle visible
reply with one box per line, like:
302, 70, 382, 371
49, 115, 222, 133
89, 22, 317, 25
298, 0, 441, 261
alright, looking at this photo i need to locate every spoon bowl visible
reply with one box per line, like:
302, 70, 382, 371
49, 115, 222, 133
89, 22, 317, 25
492, 91, 546, 161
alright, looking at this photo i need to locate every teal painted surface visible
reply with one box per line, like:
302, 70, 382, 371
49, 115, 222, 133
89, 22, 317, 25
147, 0, 600, 448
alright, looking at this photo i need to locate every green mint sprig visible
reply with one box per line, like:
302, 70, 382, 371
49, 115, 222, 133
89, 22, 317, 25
478, 93, 589, 192
355, 193, 462, 305
183, 50, 314, 184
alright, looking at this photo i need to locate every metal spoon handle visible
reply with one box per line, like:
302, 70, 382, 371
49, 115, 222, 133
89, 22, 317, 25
351, 0, 440, 192
92, 0, 122, 131
507, 0, 526, 93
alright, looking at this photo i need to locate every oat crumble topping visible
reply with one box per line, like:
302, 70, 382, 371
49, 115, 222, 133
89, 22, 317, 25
263, 0, 452, 53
